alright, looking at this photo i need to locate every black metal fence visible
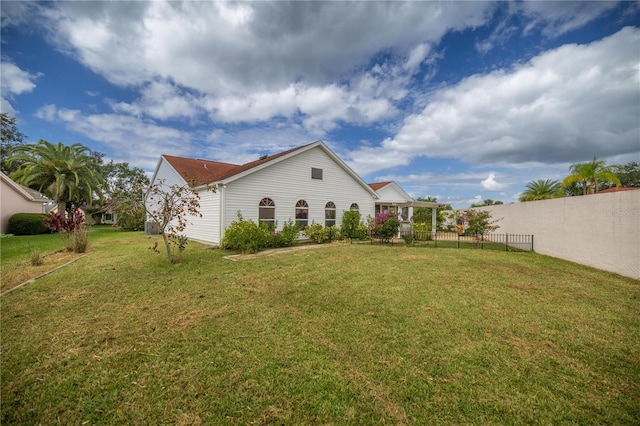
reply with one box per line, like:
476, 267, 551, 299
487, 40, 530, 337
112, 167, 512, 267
394, 230, 534, 252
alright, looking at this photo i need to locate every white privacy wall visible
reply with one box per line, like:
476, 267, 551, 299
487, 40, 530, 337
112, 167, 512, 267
477, 190, 640, 279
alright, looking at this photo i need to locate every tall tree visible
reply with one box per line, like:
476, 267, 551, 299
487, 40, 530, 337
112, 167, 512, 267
519, 179, 565, 202
562, 157, 621, 195
102, 161, 150, 230
8, 140, 106, 214
613, 162, 640, 188
470, 199, 503, 208
0, 112, 26, 174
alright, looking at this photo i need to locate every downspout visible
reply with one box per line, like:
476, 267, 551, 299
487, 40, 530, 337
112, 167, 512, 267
218, 183, 225, 245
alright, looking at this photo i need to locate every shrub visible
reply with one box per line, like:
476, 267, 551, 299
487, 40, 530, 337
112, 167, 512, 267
402, 233, 414, 245
271, 219, 299, 248
45, 210, 91, 253
30, 249, 44, 266
67, 225, 90, 253
341, 211, 365, 242
222, 218, 271, 253
304, 223, 329, 244
326, 225, 340, 242
369, 212, 400, 243
7, 213, 49, 235
115, 207, 146, 231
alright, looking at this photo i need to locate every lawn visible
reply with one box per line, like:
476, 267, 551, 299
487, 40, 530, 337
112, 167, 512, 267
1, 230, 639, 424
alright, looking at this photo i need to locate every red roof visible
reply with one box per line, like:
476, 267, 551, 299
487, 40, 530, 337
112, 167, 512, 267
162, 143, 313, 186
597, 187, 640, 194
369, 181, 392, 191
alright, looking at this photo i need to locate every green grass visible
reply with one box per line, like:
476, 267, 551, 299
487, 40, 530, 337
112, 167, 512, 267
0, 225, 121, 266
1, 233, 639, 424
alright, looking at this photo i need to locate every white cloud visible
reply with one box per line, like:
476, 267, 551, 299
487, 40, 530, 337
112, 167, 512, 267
512, 1, 620, 38
0, 62, 37, 94
481, 172, 508, 191
35, 104, 192, 170
26, 1, 493, 133
348, 27, 640, 175
1, 61, 39, 114
109, 80, 200, 120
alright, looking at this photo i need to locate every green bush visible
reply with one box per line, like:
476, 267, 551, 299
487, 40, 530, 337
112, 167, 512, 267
341, 211, 364, 241
271, 219, 299, 248
221, 219, 271, 253
304, 223, 342, 244
7, 213, 49, 235
304, 223, 329, 244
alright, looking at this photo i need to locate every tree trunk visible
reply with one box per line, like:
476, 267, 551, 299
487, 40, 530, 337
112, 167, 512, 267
57, 202, 66, 217
161, 233, 174, 264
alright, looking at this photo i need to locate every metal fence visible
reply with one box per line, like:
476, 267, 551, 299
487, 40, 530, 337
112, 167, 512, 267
393, 230, 534, 252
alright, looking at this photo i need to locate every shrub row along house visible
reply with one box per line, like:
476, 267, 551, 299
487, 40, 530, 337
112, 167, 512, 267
146, 140, 439, 245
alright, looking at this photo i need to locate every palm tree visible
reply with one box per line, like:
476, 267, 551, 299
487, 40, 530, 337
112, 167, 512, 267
8, 140, 106, 214
562, 157, 621, 195
519, 179, 565, 202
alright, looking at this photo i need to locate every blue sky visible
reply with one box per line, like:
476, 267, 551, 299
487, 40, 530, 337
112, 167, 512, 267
2, 1, 639, 208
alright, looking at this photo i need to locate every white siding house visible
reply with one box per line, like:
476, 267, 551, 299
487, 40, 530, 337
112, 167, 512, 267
146, 141, 378, 245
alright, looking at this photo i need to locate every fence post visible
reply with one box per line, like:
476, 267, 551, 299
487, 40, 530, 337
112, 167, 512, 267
457, 233, 460, 249
531, 235, 534, 252
505, 233, 509, 251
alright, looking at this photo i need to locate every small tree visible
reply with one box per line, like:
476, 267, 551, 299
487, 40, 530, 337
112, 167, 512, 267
465, 209, 501, 236
145, 179, 209, 264
340, 210, 361, 243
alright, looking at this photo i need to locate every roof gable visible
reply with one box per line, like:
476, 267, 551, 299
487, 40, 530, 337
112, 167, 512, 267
369, 181, 392, 191
159, 141, 378, 197
1, 172, 50, 203
369, 181, 413, 202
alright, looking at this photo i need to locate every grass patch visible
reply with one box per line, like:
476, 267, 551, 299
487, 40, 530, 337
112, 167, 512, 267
0, 225, 127, 293
1, 234, 639, 424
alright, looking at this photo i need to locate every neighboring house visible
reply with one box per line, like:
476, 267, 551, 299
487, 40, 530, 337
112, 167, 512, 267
369, 181, 439, 235
0, 171, 51, 234
147, 141, 380, 245
101, 208, 116, 225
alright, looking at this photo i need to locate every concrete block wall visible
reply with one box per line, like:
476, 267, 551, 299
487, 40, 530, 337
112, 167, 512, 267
477, 190, 640, 279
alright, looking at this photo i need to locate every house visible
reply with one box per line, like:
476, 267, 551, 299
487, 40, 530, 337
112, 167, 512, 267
0, 171, 51, 234
147, 141, 383, 245
369, 181, 439, 236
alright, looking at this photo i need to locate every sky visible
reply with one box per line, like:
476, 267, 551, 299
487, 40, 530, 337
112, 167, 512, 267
1, 1, 639, 208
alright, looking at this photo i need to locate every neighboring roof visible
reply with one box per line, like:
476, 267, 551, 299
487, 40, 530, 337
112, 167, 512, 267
160, 141, 379, 198
369, 182, 392, 191
0, 171, 50, 203
597, 187, 640, 194
369, 181, 415, 204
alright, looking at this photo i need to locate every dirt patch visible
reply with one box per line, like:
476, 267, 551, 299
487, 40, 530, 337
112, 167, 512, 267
1, 250, 86, 295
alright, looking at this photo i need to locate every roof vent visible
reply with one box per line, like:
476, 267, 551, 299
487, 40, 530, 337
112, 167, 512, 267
259, 154, 268, 160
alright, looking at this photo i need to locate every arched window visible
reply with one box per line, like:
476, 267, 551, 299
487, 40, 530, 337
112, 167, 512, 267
325, 201, 336, 227
295, 200, 309, 229
259, 198, 275, 229
350, 203, 359, 211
